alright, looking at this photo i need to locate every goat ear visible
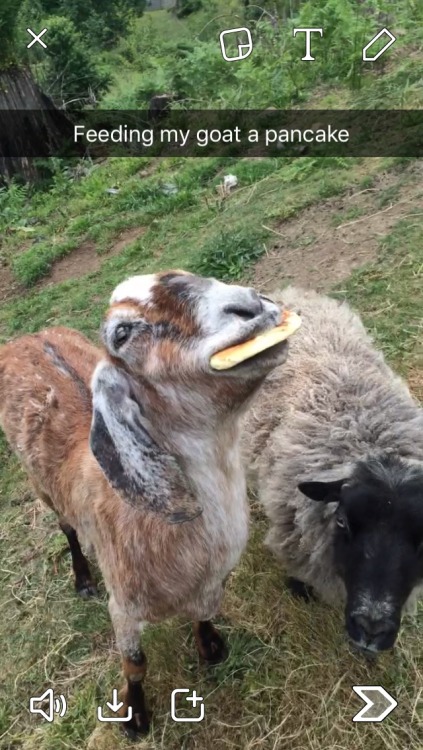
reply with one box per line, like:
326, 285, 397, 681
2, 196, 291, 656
89, 362, 202, 524
298, 479, 345, 503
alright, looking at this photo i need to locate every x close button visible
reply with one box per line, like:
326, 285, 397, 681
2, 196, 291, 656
26, 28, 48, 49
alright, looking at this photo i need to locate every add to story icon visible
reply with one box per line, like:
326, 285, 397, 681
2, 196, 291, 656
362, 28, 396, 62
352, 685, 398, 722
219, 27, 253, 62
26, 28, 48, 49
97, 689, 133, 723
171, 688, 205, 722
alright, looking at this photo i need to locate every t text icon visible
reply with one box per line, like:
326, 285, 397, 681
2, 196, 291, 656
352, 686, 398, 722
220, 28, 253, 62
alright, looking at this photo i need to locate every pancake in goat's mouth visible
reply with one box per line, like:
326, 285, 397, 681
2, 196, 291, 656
210, 310, 301, 371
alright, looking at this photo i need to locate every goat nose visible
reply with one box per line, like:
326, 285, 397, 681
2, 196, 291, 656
348, 613, 398, 651
245, 288, 264, 315
224, 289, 264, 321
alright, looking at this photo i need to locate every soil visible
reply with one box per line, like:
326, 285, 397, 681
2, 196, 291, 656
0, 263, 24, 304
41, 227, 147, 287
251, 169, 423, 293
1, 163, 422, 330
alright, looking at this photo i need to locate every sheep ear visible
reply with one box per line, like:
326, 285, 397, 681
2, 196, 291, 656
89, 362, 202, 524
298, 479, 345, 503
298, 465, 353, 503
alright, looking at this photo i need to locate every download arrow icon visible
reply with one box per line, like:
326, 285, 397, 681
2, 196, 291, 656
97, 689, 133, 722
352, 686, 398, 722
106, 689, 123, 713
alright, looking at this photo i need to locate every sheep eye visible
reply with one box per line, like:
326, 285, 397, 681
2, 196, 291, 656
114, 323, 132, 348
336, 515, 348, 530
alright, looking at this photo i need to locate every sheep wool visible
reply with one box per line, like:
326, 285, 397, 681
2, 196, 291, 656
243, 286, 423, 607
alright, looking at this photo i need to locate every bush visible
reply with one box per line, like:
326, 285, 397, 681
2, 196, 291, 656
175, 0, 204, 18
41, 16, 111, 106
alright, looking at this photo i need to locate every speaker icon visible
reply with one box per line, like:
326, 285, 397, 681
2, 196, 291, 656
29, 688, 67, 722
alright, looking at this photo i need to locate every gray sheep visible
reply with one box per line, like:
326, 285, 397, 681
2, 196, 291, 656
244, 286, 423, 654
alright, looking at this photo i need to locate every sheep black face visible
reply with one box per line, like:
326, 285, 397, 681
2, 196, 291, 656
299, 455, 423, 654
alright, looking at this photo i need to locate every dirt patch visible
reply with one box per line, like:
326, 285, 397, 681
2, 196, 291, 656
137, 158, 161, 178
0, 239, 33, 304
251, 170, 423, 293
41, 227, 147, 287
0, 263, 25, 304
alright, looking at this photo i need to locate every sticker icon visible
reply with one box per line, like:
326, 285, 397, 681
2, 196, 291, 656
29, 688, 67, 722
97, 689, 133, 723
220, 27, 253, 62
352, 686, 398, 722
362, 28, 396, 62
171, 688, 205, 722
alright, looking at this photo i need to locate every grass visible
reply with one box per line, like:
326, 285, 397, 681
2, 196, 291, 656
0, 154, 422, 750
336, 214, 423, 369
0, 155, 407, 316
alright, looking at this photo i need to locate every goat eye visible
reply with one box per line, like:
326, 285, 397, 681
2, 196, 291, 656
336, 515, 348, 530
114, 323, 132, 348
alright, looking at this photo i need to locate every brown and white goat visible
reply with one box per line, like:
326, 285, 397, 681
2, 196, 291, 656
0, 270, 288, 734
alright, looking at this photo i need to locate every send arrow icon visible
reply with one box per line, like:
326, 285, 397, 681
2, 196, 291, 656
352, 686, 398, 722
97, 689, 133, 722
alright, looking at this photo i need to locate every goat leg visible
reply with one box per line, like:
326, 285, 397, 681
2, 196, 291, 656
109, 598, 150, 736
59, 521, 98, 598
286, 576, 316, 602
193, 620, 228, 664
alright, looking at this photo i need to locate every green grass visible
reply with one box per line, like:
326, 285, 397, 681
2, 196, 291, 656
0, 155, 404, 327
335, 215, 423, 369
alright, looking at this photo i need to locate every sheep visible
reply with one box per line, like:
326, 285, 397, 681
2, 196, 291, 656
244, 285, 423, 655
0, 269, 289, 735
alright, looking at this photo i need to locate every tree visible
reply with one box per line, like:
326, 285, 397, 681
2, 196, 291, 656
0, 2, 77, 181
42, 16, 111, 107
38, 0, 147, 47
0, 0, 147, 181
175, 0, 203, 19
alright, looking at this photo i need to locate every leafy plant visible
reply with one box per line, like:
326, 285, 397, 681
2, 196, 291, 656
40, 16, 111, 106
194, 228, 268, 280
0, 183, 30, 232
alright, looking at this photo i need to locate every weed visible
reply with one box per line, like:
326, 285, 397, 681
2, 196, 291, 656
194, 229, 268, 281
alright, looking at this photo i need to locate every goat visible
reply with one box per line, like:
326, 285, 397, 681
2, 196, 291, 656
147, 93, 174, 122
0, 270, 288, 734
244, 286, 423, 655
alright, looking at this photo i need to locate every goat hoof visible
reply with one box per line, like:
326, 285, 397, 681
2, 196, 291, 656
200, 629, 228, 664
122, 711, 150, 738
286, 576, 315, 602
76, 580, 98, 599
